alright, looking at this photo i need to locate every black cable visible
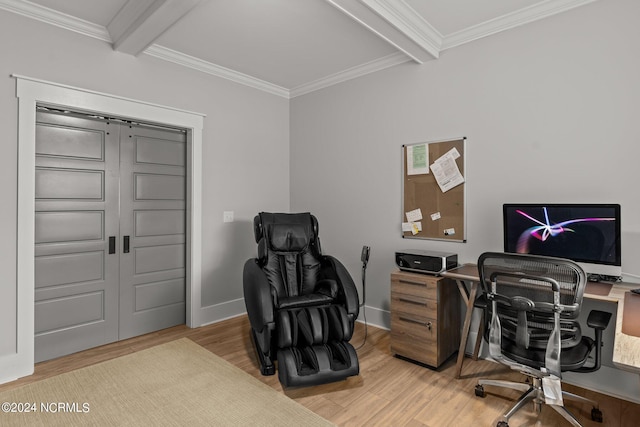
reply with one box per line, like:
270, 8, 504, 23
355, 257, 368, 350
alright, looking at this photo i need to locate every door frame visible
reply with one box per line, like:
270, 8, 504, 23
11, 75, 204, 382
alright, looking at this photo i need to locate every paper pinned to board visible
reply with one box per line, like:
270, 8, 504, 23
444, 147, 461, 160
402, 221, 422, 235
406, 144, 429, 175
430, 148, 464, 193
430, 212, 441, 221
405, 208, 423, 223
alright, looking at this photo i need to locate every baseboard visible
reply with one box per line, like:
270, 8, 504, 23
198, 298, 247, 327
357, 305, 390, 330
197, 299, 391, 332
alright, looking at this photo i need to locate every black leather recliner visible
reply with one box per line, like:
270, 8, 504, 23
243, 212, 360, 387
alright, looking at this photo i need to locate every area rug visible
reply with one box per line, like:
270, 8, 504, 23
0, 338, 334, 426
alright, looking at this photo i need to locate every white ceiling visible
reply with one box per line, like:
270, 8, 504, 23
1, 0, 597, 98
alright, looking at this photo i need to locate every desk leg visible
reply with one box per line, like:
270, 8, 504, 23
455, 281, 478, 379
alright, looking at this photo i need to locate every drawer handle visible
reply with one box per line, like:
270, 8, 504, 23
399, 279, 428, 287
399, 316, 432, 330
398, 297, 427, 306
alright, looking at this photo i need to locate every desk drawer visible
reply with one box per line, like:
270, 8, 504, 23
390, 312, 438, 366
391, 273, 438, 299
391, 291, 437, 319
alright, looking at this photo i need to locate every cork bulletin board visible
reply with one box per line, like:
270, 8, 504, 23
402, 137, 466, 242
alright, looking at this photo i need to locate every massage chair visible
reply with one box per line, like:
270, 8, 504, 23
243, 212, 360, 387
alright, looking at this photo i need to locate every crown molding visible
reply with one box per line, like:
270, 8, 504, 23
0, 0, 110, 42
0, 0, 600, 98
144, 45, 290, 99
441, 0, 598, 50
361, 0, 442, 59
291, 52, 412, 98
0, 0, 289, 98
290, 51, 410, 98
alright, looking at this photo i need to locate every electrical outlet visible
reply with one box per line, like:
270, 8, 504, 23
223, 211, 234, 223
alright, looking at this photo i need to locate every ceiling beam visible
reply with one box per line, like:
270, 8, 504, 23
326, 0, 441, 63
108, 0, 202, 56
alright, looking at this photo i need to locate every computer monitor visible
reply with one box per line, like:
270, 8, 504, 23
503, 204, 622, 279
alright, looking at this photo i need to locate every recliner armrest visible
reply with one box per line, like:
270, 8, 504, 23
587, 310, 612, 330
316, 279, 338, 299
243, 259, 274, 330
321, 256, 359, 318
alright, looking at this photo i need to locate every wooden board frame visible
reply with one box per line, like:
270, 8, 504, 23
402, 137, 466, 242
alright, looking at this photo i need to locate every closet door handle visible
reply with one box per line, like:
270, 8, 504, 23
123, 236, 130, 253
108, 236, 116, 254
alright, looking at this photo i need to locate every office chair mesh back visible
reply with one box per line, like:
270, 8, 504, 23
479, 255, 585, 352
475, 252, 611, 427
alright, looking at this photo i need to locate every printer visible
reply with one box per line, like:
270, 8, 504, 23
395, 249, 458, 275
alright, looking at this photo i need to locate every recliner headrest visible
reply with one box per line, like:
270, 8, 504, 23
254, 212, 321, 263
268, 223, 310, 252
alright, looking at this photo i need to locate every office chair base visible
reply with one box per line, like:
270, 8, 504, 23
476, 377, 603, 427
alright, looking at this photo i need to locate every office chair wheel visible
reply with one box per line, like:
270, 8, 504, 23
496, 421, 509, 427
591, 407, 603, 423
474, 384, 486, 397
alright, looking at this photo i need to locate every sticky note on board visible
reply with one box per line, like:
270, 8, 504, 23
406, 208, 423, 222
402, 222, 422, 235
411, 223, 419, 235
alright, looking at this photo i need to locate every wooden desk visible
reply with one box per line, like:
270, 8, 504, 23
441, 264, 484, 378
582, 281, 640, 375
442, 263, 640, 378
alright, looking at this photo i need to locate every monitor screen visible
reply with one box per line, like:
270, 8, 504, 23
503, 204, 621, 276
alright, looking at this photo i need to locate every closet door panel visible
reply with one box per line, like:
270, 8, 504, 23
119, 124, 186, 340
34, 111, 120, 363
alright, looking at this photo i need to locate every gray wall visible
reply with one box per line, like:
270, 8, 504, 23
0, 11, 290, 356
1, 0, 638, 364
290, 0, 640, 325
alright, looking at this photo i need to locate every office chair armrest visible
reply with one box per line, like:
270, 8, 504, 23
587, 310, 612, 330
577, 310, 612, 373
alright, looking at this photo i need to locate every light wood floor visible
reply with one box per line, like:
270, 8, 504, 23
2, 316, 639, 426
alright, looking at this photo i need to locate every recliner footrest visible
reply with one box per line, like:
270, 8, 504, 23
277, 342, 359, 388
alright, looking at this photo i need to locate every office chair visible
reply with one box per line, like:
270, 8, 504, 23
474, 252, 611, 427
243, 212, 360, 387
